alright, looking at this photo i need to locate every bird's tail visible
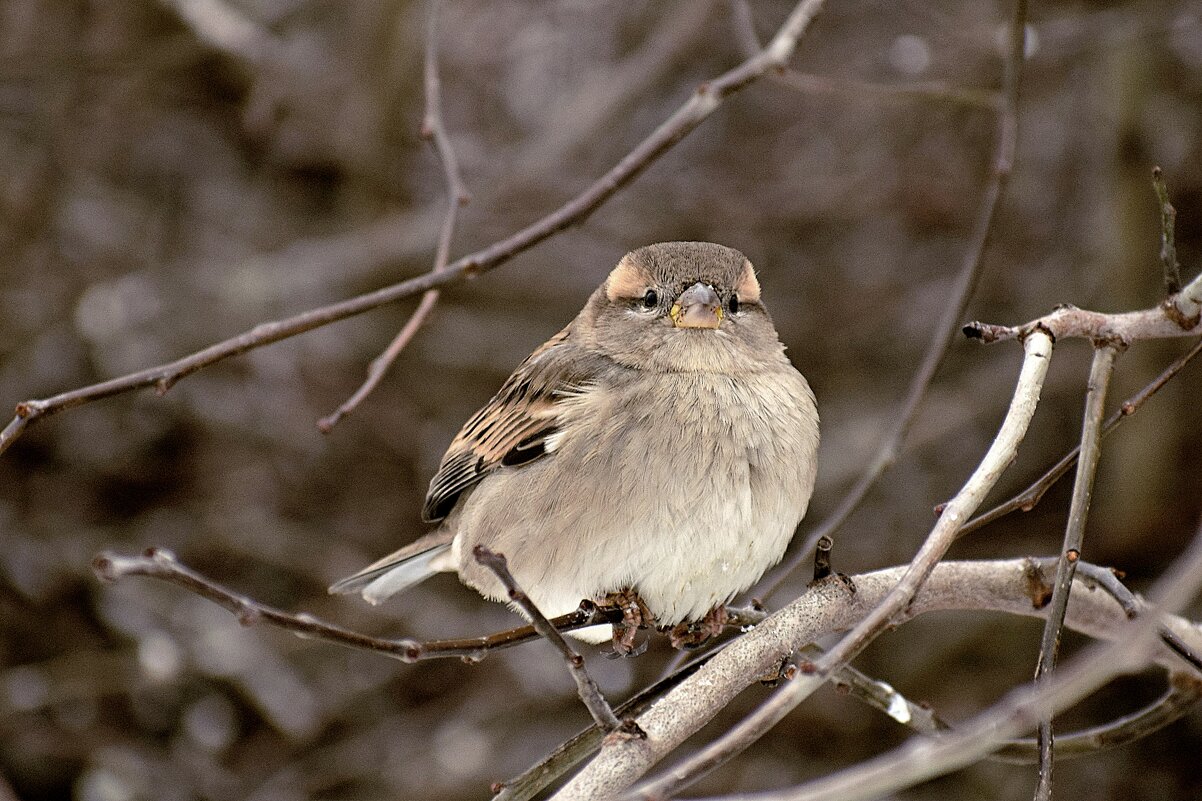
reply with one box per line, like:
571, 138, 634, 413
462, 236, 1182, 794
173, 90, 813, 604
329, 532, 454, 605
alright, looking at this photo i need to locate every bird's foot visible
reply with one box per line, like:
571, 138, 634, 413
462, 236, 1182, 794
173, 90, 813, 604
600, 588, 654, 657
666, 604, 729, 650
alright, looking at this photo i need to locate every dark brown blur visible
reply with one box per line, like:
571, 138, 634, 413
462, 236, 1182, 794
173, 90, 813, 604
2, 2, 1201, 800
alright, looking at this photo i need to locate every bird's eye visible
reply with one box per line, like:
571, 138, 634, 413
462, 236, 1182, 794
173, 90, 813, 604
642, 289, 659, 309
728, 294, 740, 314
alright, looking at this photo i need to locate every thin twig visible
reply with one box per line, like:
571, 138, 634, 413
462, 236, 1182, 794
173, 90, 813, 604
956, 336, 1202, 537
811, 536, 834, 581
757, 0, 1027, 601
472, 545, 628, 734
0, 0, 827, 457
92, 548, 622, 663
1032, 342, 1120, 801
318, 0, 468, 432
1152, 166, 1182, 296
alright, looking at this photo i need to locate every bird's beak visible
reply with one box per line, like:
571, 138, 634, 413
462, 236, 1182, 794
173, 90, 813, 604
670, 283, 723, 329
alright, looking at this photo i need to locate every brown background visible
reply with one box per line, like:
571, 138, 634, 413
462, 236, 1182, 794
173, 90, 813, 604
2, 1, 1202, 799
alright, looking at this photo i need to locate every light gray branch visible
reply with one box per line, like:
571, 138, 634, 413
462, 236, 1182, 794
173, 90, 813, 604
699, 527, 1202, 801
570, 329, 1054, 801
549, 555, 1202, 801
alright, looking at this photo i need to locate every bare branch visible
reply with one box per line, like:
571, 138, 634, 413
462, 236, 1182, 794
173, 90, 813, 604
92, 548, 623, 663
993, 673, 1202, 763
810, 645, 1201, 764
473, 545, 628, 734
558, 327, 1055, 801
728, 0, 1000, 109
759, 0, 1027, 599
0, 0, 829, 457
692, 526, 1202, 801
964, 299, 1201, 345
551, 553, 1201, 801
1152, 166, 1182, 296
957, 336, 1202, 537
317, 0, 468, 432
1032, 342, 1120, 801
494, 654, 717, 801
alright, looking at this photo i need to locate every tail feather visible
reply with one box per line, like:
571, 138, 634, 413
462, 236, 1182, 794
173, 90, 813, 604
329, 534, 454, 604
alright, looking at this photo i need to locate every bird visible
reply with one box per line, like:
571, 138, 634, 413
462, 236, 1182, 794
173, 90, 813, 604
330, 241, 819, 652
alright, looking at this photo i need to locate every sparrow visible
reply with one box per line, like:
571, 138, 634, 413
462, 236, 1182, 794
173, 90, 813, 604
330, 242, 819, 651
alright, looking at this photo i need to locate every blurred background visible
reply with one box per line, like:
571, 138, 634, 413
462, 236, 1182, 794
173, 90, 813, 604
2, 1, 1202, 799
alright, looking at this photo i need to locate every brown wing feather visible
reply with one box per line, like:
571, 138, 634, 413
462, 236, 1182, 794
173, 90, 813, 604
422, 326, 592, 522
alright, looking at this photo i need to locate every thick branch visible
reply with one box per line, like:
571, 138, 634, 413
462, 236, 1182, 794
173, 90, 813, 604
550, 553, 1202, 801
0, 0, 828, 457
694, 528, 1202, 801
964, 292, 1202, 346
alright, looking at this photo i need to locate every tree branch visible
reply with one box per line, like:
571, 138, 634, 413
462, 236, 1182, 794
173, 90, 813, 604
318, 0, 469, 432
549, 552, 1201, 801
1152, 166, 1182, 296
473, 545, 629, 735
0, 0, 829, 457
92, 548, 623, 663
759, 0, 1027, 599
1032, 342, 1120, 801
691, 525, 1202, 801
956, 336, 1202, 537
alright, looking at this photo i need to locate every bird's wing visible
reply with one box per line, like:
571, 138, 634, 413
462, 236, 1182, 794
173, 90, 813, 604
422, 325, 598, 522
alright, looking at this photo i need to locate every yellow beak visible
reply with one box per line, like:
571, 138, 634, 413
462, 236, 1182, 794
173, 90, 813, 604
670, 283, 723, 329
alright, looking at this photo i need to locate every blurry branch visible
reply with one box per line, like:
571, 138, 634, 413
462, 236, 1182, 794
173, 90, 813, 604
160, 0, 284, 67
318, 0, 468, 432
0, 0, 829, 457
759, 0, 1025, 599
992, 673, 1202, 764
561, 325, 1055, 801
474, 545, 629, 735
552, 553, 1202, 801
955, 336, 1202, 537
513, 0, 718, 177
728, 0, 1000, 109
693, 528, 1202, 801
1032, 343, 1119, 801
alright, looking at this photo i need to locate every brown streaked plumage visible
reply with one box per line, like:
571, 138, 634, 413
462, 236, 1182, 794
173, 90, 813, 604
331, 242, 819, 650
